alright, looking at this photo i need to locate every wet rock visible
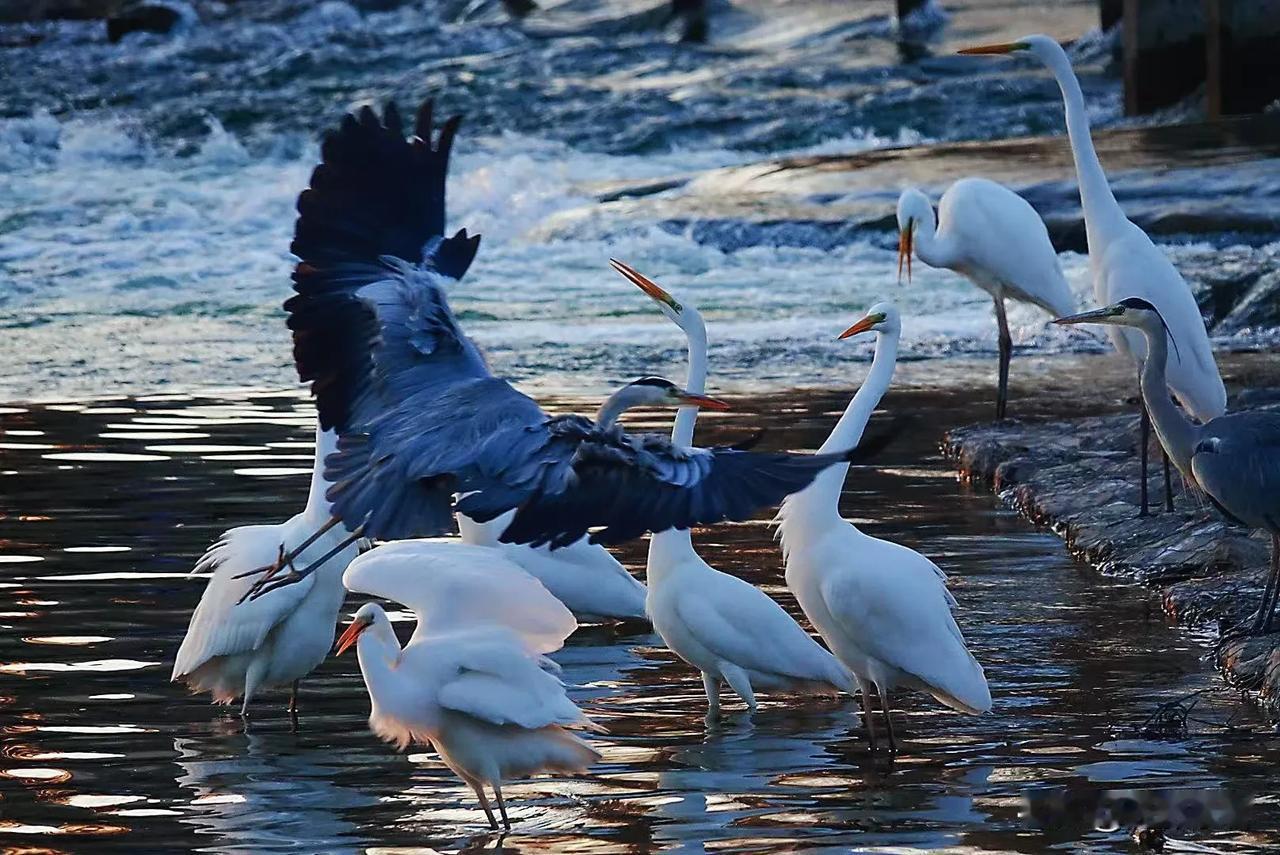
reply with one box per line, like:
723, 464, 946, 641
1218, 270, 1280, 334
106, 2, 186, 41
945, 392, 1280, 715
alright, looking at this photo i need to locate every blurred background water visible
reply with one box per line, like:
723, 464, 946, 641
2, 0, 1275, 402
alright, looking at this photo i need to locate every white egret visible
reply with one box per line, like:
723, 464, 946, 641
172, 423, 360, 716
612, 259, 858, 717
457, 511, 648, 623
960, 35, 1226, 514
896, 179, 1075, 419
1057, 299, 1280, 632
337, 542, 600, 829
777, 303, 991, 752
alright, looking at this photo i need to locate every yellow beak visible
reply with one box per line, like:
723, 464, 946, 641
957, 42, 1025, 55
610, 258, 679, 311
334, 619, 369, 656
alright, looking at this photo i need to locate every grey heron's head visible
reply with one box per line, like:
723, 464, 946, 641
895, 189, 933, 284
838, 301, 902, 340
620, 376, 729, 410
1053, 298, 1182, 361
334, 602, 384, 656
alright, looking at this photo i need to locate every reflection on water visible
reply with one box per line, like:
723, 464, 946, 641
2, 385, 1279, 852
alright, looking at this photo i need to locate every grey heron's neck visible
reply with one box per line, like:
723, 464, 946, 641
595, 387, 646, 429
303, 424, 340, 523
1037, 42, 1127, 245
1137, 322, 1199, 477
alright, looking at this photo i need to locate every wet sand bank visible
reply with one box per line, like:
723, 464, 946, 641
943, 349, 1280, 719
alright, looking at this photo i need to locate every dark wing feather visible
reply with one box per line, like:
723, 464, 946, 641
286, 100, 482, 432
457, 425, 849, 549
1192, 412, 1280, 531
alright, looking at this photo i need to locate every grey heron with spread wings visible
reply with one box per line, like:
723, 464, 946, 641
242, 99, 866, 599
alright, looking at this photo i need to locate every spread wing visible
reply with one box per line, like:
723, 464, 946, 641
457, 418, 851, 548
286, 100, 484, 436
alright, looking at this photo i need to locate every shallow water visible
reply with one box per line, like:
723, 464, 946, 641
3, 0, 1276, 402
3, 384, 1279, 852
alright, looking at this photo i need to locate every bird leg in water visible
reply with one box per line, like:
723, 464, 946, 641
1138, 395, 1151, 517
288, 681, 299, 715
702, 672, 720, 718
473, 784, 500, 830
880, 689, 898, 754
1251, 533, 1280, 634
1162, 448, 1175, 513
860, 682, 879, 753
246, 526, 366, 601
993, 296, 1011, 421
495, 783, 511, 830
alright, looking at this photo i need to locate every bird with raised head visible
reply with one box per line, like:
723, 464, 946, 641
777, 303, 991, 752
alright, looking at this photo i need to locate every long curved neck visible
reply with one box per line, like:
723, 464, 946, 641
1137, 323, 1199, 476
594, 391, 635, 430
356, 619, 403, 698
649, 318, 708, 581
911, 210, 959, 270
795, 328, 899, 515
1038, 43, 1127, 243
303, 423, 339, 523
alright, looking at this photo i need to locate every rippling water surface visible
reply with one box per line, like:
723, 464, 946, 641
3, 384, 1279, 852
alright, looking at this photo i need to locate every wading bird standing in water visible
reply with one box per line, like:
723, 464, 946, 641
1056, 299, 1280, 633
242, 99, 861, 600
896, 180, 1075, 420
614, 259, 858, 717
336, 542, 600, 829
172, 423, 360, 716
777, 303, 991, 752
959, 35, 1225, 515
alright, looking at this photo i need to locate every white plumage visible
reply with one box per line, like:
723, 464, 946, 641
897, 178, 1075, 419
457, 511, 648, 622
337, 540, 600, 830
778, 303, 990, 752
172, 424, 359, 715
613, 259, 856, 716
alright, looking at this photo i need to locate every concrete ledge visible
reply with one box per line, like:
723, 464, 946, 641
943, 390, 1280, 717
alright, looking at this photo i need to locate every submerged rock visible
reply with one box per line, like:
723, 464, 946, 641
944, 391, 1280, 717
106, 2, 188, 42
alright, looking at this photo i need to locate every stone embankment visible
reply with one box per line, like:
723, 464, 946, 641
944, 388, 1280, 718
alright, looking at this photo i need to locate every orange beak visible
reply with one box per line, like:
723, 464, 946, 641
678, 392, 730, 410
838, 314, 881, 340
334, 618, 370, 656
610, 258, 681, 312
957, 42, 1026, 55
897, 225, 913, 284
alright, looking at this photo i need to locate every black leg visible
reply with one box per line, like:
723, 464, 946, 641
1263, 534, 1280, 633
994, 296, 1011, 421
247, 526, 364, 601
1139, 396, 1151, 517
1250, 545, 1278, 634
860, 682, 878, 753
1162, 448, 1175, 513
880, 689, 898, 755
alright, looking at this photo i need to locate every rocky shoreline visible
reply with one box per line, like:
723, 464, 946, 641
943, 386, 1280, 719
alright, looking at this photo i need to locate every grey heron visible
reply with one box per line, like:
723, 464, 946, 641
243, 99, 863, 600
1056, 298, 1280, 632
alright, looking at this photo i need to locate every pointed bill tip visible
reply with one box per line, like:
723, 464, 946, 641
958, 42, 1024, 55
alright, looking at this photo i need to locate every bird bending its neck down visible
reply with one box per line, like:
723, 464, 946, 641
593, 377, 728, 430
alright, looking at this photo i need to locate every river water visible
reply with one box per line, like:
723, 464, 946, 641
2, 382, 1278, 852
